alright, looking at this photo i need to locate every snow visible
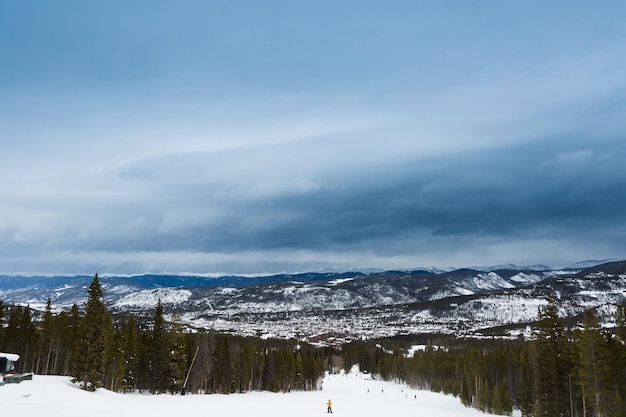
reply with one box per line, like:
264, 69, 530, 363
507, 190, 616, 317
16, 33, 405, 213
112, 288, 192, 308
508, 272, 543, 284
0, 352, 20, 361
1, 367, 513, 417
454, 286, 474, 295
475, 273, 515, 290
404, 345, 447, 357
329, 278, 355, 285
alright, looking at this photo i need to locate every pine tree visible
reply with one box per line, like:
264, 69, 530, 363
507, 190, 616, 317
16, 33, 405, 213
136, 331, 152, 392
238, 342, 255, 392
3, 305, 23, 354
52, 310, 71, 375
120, 317, 139, 393
4, 305, 38, 372
38, 298, 54, 375
168, 311, 187, 394
518, 344, 536, 417
212, 335, 232, 393
74, 274, 111, 391
148, 299, 171, 393
105, 325, 125, 391
251, 342, 266, 390
491, 383, 513, 415
533, 292, 571, 417
575, 310, 613, 417
613, 391, 626, 417
614, 305, 626, 405
67, 304, 82, 377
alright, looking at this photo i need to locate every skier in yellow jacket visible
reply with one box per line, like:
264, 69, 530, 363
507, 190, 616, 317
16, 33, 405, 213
327, 399, 333, 413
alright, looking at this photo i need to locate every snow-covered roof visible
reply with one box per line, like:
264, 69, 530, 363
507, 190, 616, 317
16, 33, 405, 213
0, 352, 20, 361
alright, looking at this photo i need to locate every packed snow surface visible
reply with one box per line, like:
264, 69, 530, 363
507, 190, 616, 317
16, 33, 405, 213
1, 367, 514, 417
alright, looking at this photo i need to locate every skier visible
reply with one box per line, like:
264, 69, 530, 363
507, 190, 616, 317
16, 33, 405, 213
327, 399, 333, 413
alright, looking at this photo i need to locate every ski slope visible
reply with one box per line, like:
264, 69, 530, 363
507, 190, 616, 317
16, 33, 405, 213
1, 367, 515, 417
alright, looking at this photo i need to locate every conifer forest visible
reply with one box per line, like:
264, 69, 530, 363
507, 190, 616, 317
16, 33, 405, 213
2, 274, 626, 417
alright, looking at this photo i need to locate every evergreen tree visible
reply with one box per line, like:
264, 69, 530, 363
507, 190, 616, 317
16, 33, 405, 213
186, 332, 215, 393
533, 292, 571, 417
105, 325, 125, 391
38, 298, 55, 375
53, 310, 72, 375
168, 311, 187, 394
492, 383, 513, 415
238, 342, 255, 392
212, 335, 233, 393
251, 342, 266, 390
614, 305, 626, 405
74, 274, 111, 391
575, 310, 613, 417
613, 391, 626, 417
3, 305, 22, 353
136, 331, 152, 392
4, 305, 38, 372
67, 304, 83, 377
518, 344, 536, 417
120, 317, 139, 392
148, 299, 171, 393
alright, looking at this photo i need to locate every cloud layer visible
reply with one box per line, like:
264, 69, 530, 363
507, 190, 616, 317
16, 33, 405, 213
1, 2, 625, 274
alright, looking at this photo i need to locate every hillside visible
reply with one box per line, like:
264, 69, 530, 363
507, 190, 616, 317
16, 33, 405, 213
1, 260, 625, 340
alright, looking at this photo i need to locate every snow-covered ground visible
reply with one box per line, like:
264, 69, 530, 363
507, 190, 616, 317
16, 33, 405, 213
0, 368, 515, 417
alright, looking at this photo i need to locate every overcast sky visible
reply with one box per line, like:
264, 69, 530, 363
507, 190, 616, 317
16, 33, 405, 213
1, 1, 625, 275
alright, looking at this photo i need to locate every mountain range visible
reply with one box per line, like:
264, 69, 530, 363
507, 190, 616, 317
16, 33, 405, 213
1, 259, 625, 340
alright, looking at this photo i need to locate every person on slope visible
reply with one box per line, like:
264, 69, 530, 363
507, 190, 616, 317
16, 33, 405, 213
327, 399, 333, 413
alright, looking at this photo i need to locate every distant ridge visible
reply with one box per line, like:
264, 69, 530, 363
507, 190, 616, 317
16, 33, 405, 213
2, 260, 626, 339
2, 259, 623, 279
562, 258, 625, 270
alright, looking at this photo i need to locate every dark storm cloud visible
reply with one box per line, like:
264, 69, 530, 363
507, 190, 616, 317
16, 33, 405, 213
93, 136, 625, 262
213, 137, 626, 253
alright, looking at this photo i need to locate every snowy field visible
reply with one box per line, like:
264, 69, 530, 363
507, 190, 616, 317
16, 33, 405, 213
1, 368, 514, 417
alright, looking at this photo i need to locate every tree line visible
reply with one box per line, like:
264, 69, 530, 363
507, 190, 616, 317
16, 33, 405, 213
341, 293, 626, 417
0, 274, 326, 393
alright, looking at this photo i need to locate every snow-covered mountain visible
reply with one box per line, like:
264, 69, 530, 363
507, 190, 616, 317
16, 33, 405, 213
562, 258, 624, 270
1, 261, 625, 339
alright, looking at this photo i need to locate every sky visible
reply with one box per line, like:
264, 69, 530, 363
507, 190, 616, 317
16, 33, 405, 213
0, 367, 506, 417
1, 1, 626, 275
